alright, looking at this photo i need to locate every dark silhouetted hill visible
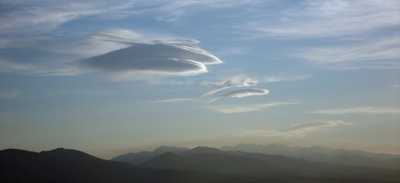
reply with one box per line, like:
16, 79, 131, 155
0, 148, 263, 183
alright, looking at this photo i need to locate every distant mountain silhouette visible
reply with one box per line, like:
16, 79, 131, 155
154, 146, 189, 154
112, 146, 189, 165
113, 144, 399, 182
140, 147, 399, 182
221, 143, 400, 169
181, 146, 226, 155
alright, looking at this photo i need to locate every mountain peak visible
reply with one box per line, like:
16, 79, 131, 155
182, 146, 225, 155
40, 148, 100, 161
153, 146, 189, 154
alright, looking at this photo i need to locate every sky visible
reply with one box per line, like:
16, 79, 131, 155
0, 0, 399, 159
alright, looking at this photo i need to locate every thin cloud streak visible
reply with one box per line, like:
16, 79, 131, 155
241, 120, 352, 137
297, 36, 400, 70
242, 0, 400, 39
206, 102, 298, 114
260, 75, 311, 83
0, 0, 135, 35
312, 106, 400, 115
206, 88, 269, 104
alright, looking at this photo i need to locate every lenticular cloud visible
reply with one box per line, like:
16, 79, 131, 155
203, 78, 258, 96
207, 88, 269, 103
80, 41, 222, 76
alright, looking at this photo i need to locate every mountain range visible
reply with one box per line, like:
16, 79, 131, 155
1, 144, 399, 183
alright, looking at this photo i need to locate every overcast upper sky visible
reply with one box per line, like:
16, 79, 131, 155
0, 0, 399, 158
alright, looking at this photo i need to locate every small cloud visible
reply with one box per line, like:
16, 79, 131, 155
241, 120, 352, 137
203, 76, 257, 97
207, 88, 269, 104
203, 74, 309, 97
206, 102, 297, 114
311, 106, 400, 115
79, 41, 223, 79
260, 75, 310, 83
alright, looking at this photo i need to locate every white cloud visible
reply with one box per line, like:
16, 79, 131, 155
0, 28, 222, 78
242, 0, 400, 38
241, 120, 352, 137
220, 88, 269, 98
297, 36, 400, 70
138, 0, 262, 22
206, 88, 269, 104
203, 76, 258, 96
311, 106, 400, 115
203, 74, 308, 97
79, 40, 223, 78
0, 0, 134, 35
260, 75, 311, 83
206, 102, 298, 114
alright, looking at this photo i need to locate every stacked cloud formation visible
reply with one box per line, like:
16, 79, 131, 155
205, 77, 269, 104
78, 29, 222, 79
81, 43, 222, 76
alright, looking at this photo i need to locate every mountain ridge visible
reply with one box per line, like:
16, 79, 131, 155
1, 147, 399, 183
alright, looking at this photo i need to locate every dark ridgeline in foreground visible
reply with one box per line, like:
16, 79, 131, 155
1, 145, 399, 183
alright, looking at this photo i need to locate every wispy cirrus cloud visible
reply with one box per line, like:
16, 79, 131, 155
206, 88, 269, 104
297, 36, 400, 70
259, 75, 311, 83
206, 102, 298, 114
311, 106, 400, 115
135, 0, 262, 22
242, 0, 400, 39
0, 0, 134, 35
241, 120, 352, 137
236, 0, 400, 70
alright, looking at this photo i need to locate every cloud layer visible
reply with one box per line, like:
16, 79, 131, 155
242, 120, 352, 137
207, 102, 297, 114
312, 106, 400, 115
242, 1, 400, 39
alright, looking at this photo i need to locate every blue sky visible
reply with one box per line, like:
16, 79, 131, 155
0, 0, 399, 158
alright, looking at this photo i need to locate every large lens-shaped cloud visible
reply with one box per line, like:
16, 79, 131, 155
80, 42, 222, 76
